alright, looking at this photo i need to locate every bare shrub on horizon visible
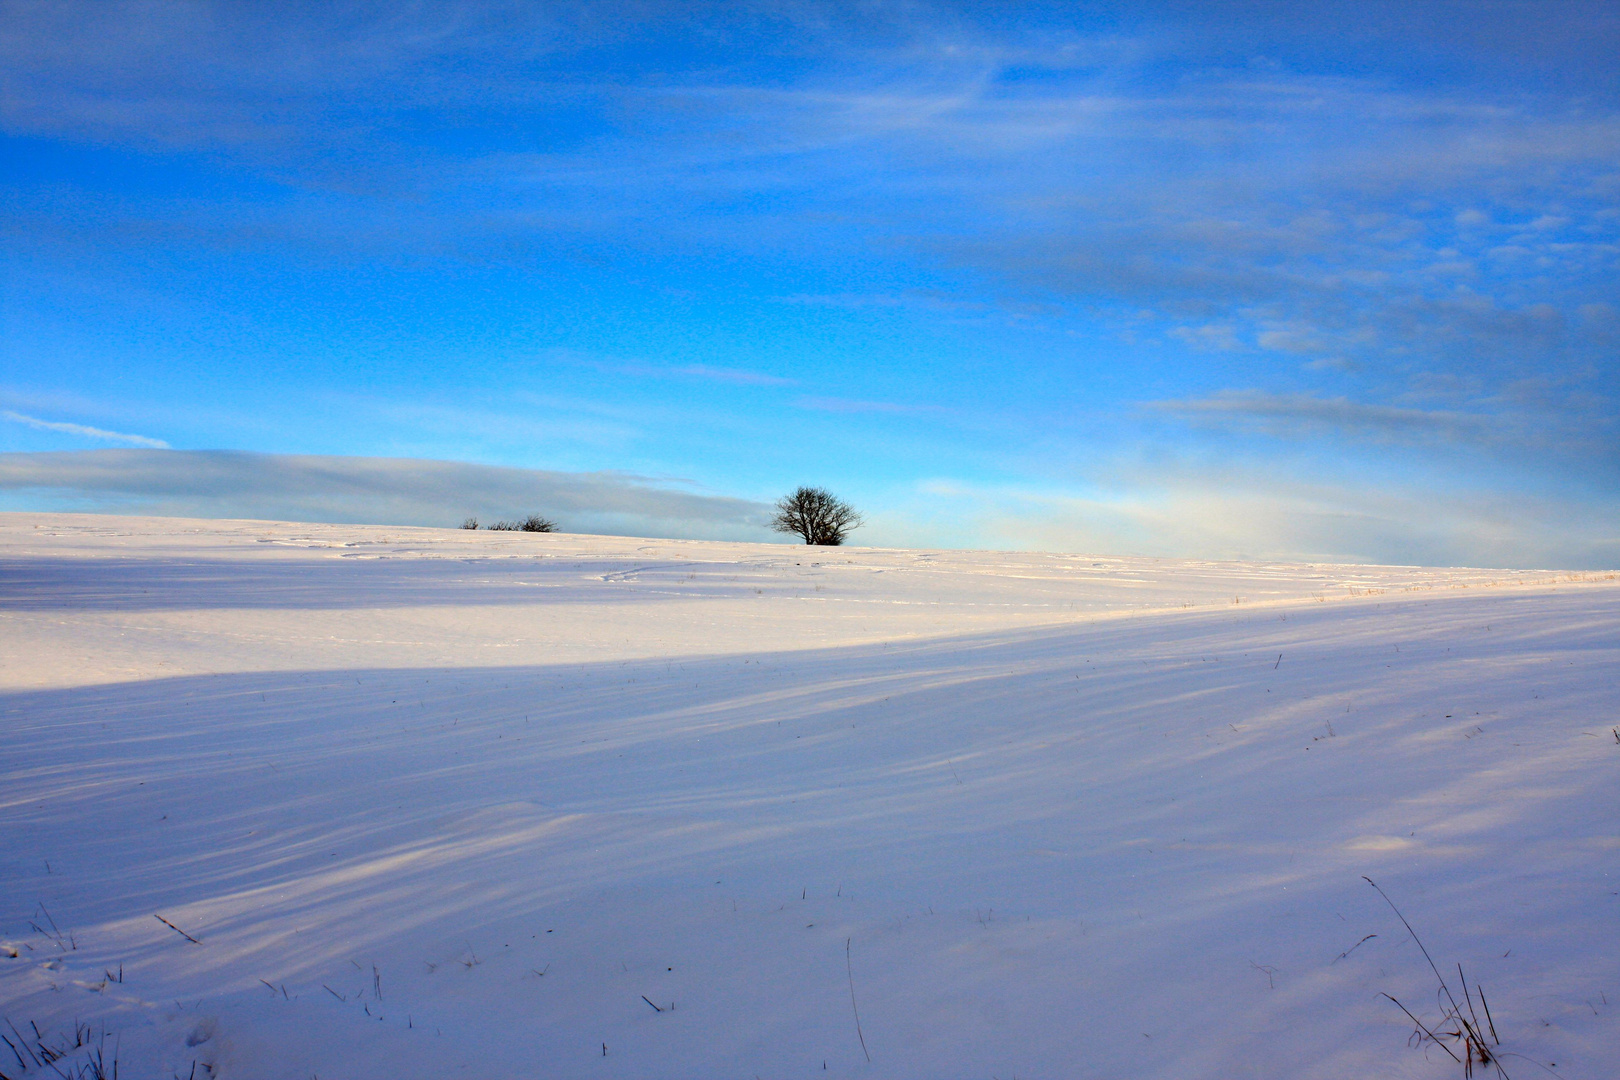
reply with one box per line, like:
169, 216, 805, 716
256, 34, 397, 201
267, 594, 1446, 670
770, 486, 863, 546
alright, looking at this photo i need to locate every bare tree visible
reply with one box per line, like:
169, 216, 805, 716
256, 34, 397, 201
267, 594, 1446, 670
487, 513, 556, 532
770, 487, 863, 546
461, 517, 479, 530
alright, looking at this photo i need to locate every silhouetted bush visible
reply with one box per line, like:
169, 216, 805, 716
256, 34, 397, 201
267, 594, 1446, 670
487, 514, 556, 533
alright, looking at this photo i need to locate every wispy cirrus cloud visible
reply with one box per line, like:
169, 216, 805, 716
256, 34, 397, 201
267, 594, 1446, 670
597, 361, 797, 387
1, 409, 169, 448
793, 395, 939, 416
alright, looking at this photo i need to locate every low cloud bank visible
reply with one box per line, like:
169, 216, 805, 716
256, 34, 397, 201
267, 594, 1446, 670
0, 450, 776, 541
3, 450, 1613, 569
876, 476, 1620, 571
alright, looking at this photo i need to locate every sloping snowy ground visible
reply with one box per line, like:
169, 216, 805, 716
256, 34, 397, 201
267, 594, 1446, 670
0, 514, 1615, 1079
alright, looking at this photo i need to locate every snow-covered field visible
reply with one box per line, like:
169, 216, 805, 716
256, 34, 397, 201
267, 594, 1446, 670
1, 513, 1615, 1079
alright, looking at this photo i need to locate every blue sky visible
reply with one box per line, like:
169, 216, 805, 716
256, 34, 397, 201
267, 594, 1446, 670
2, 1, 1617, 565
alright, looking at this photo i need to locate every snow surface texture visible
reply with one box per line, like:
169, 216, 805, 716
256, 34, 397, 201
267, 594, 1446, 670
0, 513, 1615, 1079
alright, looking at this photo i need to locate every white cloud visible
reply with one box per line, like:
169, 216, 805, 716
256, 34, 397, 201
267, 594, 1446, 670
1, 409, 170, 448
1170, 323, 1243, 351
1304, 356, 1359, 372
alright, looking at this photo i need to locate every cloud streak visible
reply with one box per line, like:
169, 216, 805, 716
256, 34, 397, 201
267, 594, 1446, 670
1146, 391, 1494, 444
594, 361, 797, 387
1, 409, 169, 448
793, 395, 938, 416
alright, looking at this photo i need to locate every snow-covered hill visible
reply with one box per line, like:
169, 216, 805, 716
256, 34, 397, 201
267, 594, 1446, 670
2, 515, 1615, 1078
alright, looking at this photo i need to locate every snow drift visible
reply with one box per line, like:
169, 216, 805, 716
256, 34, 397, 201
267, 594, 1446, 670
1, 514, 1614, 1078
